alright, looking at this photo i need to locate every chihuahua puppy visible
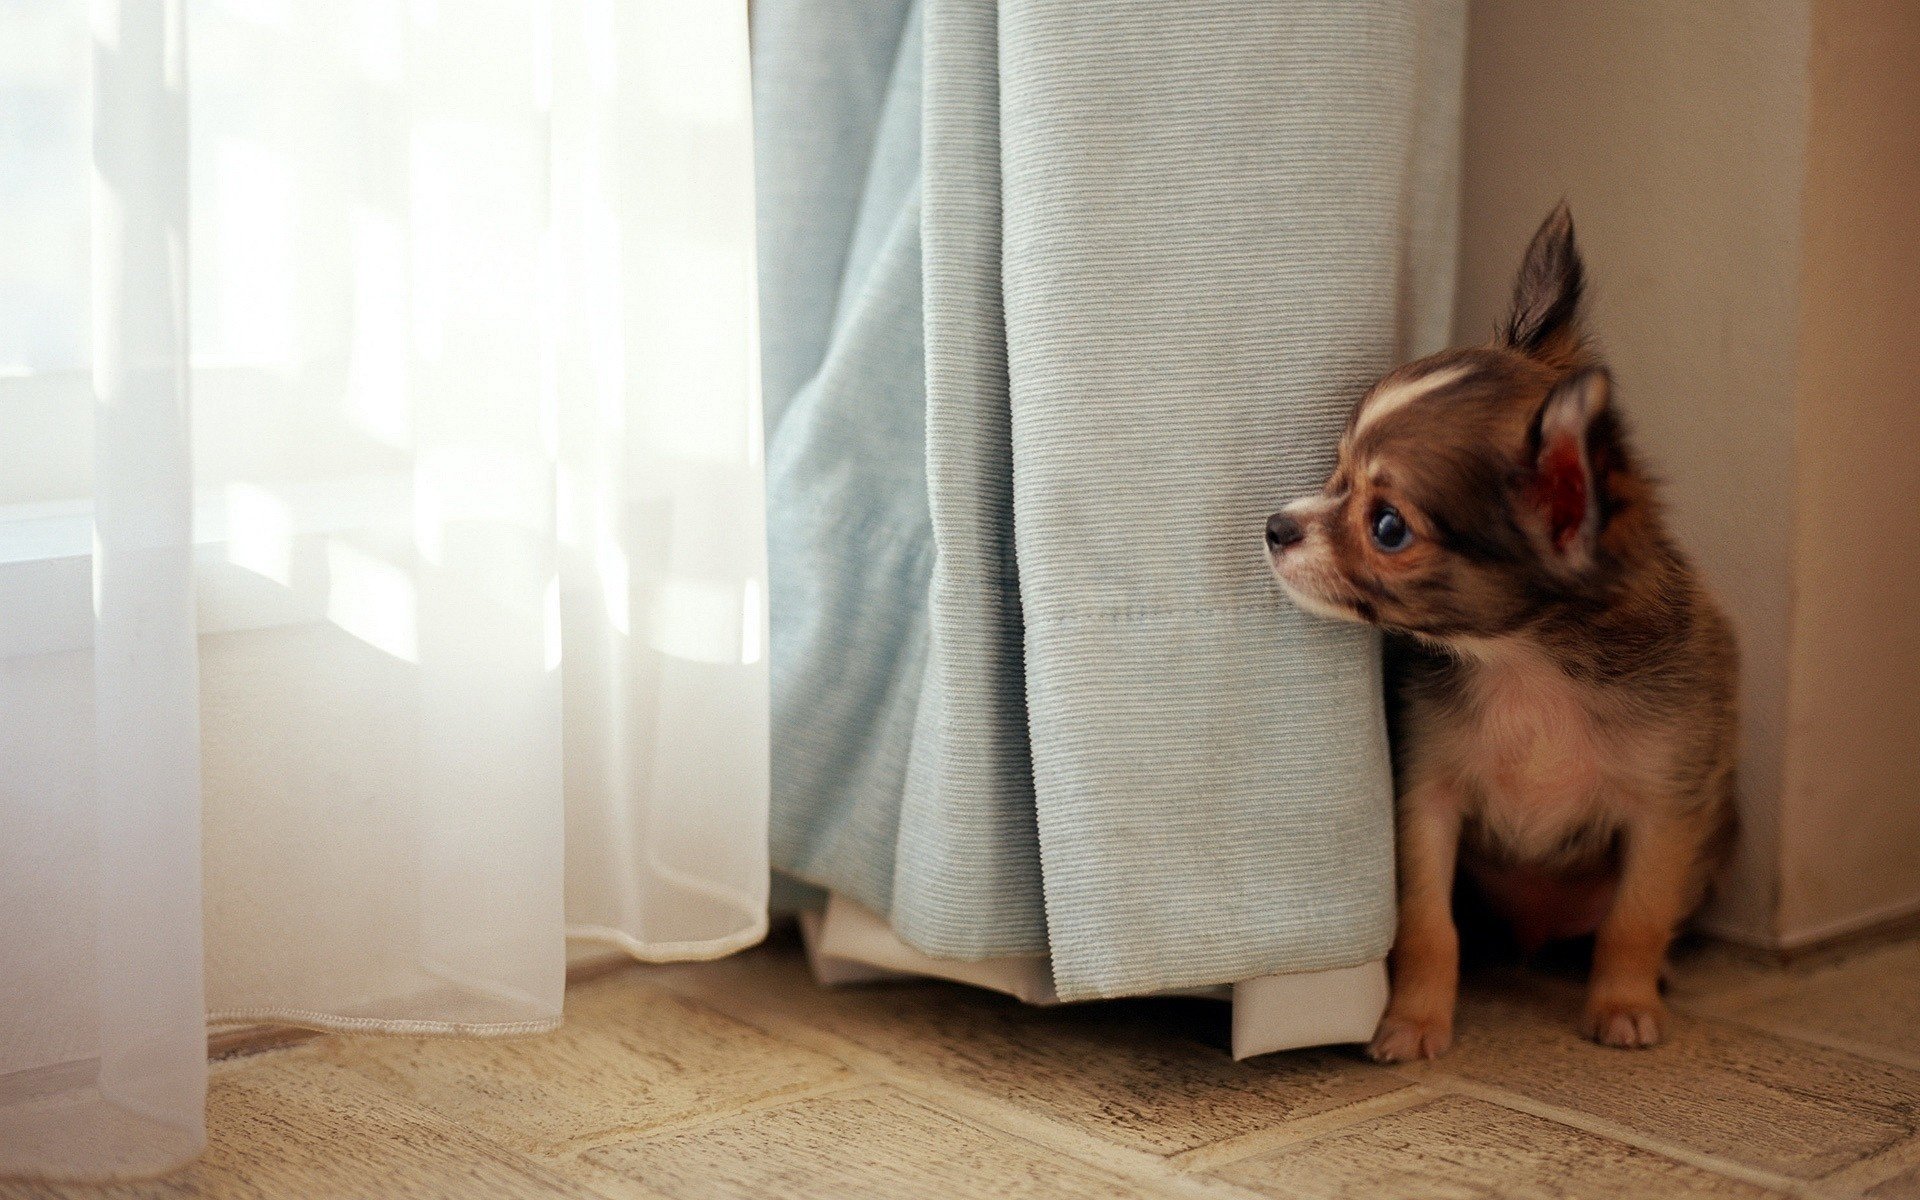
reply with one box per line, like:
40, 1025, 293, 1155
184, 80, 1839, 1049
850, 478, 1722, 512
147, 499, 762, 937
1266, 204, 1736, 1059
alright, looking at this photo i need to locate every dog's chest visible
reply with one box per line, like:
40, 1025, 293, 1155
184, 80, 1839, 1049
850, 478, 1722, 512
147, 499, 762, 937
1451, 649, 1611, 835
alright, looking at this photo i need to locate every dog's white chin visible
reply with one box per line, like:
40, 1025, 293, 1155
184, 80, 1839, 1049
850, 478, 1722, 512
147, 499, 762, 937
1269, 562, 1369, 625
1285, 587, 1367, 624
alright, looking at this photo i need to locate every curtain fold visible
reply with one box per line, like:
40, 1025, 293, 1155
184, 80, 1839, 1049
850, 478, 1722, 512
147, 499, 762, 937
1, 0, 766, 1181
761, 0, 1462, 1002
0, 1, 207, 1178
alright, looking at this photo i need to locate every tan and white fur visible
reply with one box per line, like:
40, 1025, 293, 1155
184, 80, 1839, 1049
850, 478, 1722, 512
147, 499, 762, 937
1265, 205, 1736, 1059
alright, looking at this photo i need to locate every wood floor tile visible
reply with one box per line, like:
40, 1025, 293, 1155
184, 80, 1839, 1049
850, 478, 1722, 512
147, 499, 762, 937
16, 935, 1920, 1199
1722, 941, 1920, 1067
1210, 1093, 1785, 1199
1433, 973, 1920, 1182
648, 944, 1403, 1157
1663, 938, 1790, 1007
573, 1084, 1174, 1200
0, 1052, 597, 1200
1866, 1160, 1920, 1198
319, 971, 850, 1159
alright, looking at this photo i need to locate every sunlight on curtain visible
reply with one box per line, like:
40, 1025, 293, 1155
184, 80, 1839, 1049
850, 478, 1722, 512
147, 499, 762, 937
0, 0, 766, 1180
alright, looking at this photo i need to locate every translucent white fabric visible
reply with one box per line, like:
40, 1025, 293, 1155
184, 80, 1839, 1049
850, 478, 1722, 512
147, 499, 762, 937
1, 0, 766, 1180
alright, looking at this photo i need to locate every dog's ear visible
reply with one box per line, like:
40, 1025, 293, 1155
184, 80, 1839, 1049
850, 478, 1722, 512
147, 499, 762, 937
1522, 367, 1610, 574
1503, 202, 1586, 364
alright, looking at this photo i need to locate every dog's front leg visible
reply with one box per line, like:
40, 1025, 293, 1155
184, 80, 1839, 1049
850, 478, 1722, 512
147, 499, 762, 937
1583, 807, 1712, 1047
1368, 781, 1464, 1062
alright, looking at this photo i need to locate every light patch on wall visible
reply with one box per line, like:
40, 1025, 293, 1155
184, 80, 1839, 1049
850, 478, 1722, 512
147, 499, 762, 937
537, 228, 561, 460
745, 371, 764, 468
584, 202, 625, 435
740, 577, 762, 665
629, 242, 750, 465
224, 482, 293, 588
596, 528, 630, 639
584, 0, 615, 96
636, 0, 744, 123
213, 0, 291, 29
651, 577, 740, 665
211, 139, 295, 369
413, 446, 546, 566
531, 0, 552, 112
356, 0, 404, 86
544, 576, 562, 672
326, 539, 417, 663
88, 165, 121, 371
90, 1, 119, 52
408, 139, 449, 365
552, 462, 576, 550
346, 209, 410, 448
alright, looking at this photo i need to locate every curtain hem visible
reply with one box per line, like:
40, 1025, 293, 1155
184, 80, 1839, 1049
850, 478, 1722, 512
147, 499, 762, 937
564, 920, 770, 964
198, 922, 770, 1039
202, 1011, 562, 1038
799, 892, 1388, 1057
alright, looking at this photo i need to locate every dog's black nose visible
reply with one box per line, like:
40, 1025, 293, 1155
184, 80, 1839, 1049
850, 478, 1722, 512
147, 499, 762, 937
1266, 512, 1305, 551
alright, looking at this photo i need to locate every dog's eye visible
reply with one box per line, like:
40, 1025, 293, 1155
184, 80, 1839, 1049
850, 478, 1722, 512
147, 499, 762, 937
1370, 505, 1413, 553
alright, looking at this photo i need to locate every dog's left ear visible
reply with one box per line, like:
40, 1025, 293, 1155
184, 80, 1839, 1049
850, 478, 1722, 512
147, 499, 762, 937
1503, 202, 1586, 365
1523, 367, 1611, 574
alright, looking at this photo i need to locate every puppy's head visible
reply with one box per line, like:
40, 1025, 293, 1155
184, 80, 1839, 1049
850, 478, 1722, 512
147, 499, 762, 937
1266, 204, 1641, 641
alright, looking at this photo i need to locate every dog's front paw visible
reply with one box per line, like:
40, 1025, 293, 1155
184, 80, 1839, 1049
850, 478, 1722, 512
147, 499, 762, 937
1582, 993, 1666, 1048
1367, 1010, 1454, 1062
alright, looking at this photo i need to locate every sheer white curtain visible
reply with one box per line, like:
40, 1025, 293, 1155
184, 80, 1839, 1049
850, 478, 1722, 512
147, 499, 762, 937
0, 0, 767, 1180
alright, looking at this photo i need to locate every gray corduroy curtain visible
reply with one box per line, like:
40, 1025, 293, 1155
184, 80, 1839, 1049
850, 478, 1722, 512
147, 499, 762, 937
756, 0, 1462, 1005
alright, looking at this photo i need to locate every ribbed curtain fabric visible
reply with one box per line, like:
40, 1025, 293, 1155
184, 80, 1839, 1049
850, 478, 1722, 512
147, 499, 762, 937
758, 0, 1463, 1001
0, 0, 765, 1180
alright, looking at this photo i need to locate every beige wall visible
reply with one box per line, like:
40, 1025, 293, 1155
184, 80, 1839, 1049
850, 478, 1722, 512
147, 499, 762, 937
1455, 1, 1811, 944
1777, 0, 1920, 945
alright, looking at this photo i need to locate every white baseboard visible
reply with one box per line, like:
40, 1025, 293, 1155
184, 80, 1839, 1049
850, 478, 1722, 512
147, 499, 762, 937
1776, 891, 1920, 953
1689, 913, 1778, 951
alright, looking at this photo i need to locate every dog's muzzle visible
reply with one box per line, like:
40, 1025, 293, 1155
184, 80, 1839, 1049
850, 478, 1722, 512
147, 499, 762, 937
1265, 512, 1305, 552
